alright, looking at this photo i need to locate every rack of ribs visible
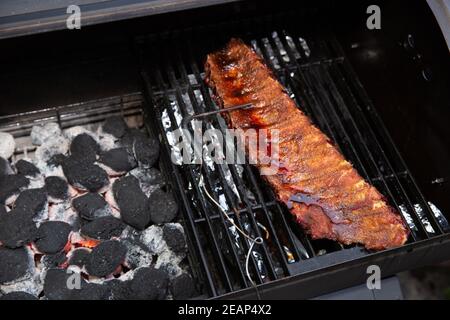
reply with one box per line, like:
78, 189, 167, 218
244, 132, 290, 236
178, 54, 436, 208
205, 38, 408, 250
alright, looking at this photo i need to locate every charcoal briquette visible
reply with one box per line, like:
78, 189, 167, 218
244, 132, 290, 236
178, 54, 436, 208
67, 247, 90, 268
0, 247, 32, 284
85, 240, 126, 277
132, 137, 160, 168
106, 278, 133, 300
120, 128, 147, 150
0, 208, 37, 248
0, 291, 38, 300
47, 153, 66, 168
14, 188, 47, 218
102, 116, 128, 138
42, 251, 67, 268
15, 159, 40, 177
80, 216, 125, 240
45, 176, 69, 201
34, 221, 72, 254
170, 273, 197, 300
72, 192, 111, 221
98, 148, 137, 173
44, 268, 111, 300
0, 157, 14, 176
148, 189, 178, 224
162, 223, 186, 255
63, 156, 109, 192
43, 268, 80, 300
128, 267, 169, 300
70, 133, 99, 163
0, 174, 29, 204
113, 176, 150, 230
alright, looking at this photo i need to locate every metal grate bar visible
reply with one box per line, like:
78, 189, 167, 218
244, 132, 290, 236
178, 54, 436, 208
142, 69, 227, 295
161, 53, 255, 287
155, 70, 238, 292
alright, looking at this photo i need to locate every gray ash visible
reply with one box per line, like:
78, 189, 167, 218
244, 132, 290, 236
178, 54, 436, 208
102, 116, 128, 138
0, 208, 37, 248
62, 156, 109, 192
67, 247, 90, 268
42, 252, 67, 268
15, 160, 40, 177
0, 132, 15, 159
70, 133, 100, 163
0, 157, 14, 176
0, 247, 32, 284
128, 167, 165, 197
72, 192, 111, 221
113, 176, 150, 230
45, 176, 69, 202
170, 273, 197, 299
162, 223, 187, 255
48, 202, 80, 230
0, 291, 38, 300
122, 237, 153, 269
148, 189, 178, 224
132, 225, 167, 255
15, 188, 48, 220
35, 136, 69, 163
156, 251, 184, 279
0, 174, 29, 204
30, 122, 61, 146
80, 216, 125, 241
98, 148, 137, 174
85, 240, 127, 277
34, 221, 71, 254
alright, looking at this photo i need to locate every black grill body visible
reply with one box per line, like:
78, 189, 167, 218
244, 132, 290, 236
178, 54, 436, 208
0, 0, 449, 299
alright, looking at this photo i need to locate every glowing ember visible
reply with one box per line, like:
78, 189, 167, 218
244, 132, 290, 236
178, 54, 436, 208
77, 239, 100, 249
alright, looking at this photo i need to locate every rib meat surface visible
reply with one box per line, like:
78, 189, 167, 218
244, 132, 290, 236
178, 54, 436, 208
205, 38, 408, 250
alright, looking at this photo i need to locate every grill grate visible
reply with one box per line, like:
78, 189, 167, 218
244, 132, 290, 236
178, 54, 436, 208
138, 13, 450, 298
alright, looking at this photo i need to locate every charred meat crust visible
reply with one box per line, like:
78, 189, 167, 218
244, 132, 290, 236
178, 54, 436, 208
205, 38, 408, 250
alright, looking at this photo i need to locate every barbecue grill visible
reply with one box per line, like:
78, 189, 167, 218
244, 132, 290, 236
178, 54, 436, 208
0, 0, 449, 299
